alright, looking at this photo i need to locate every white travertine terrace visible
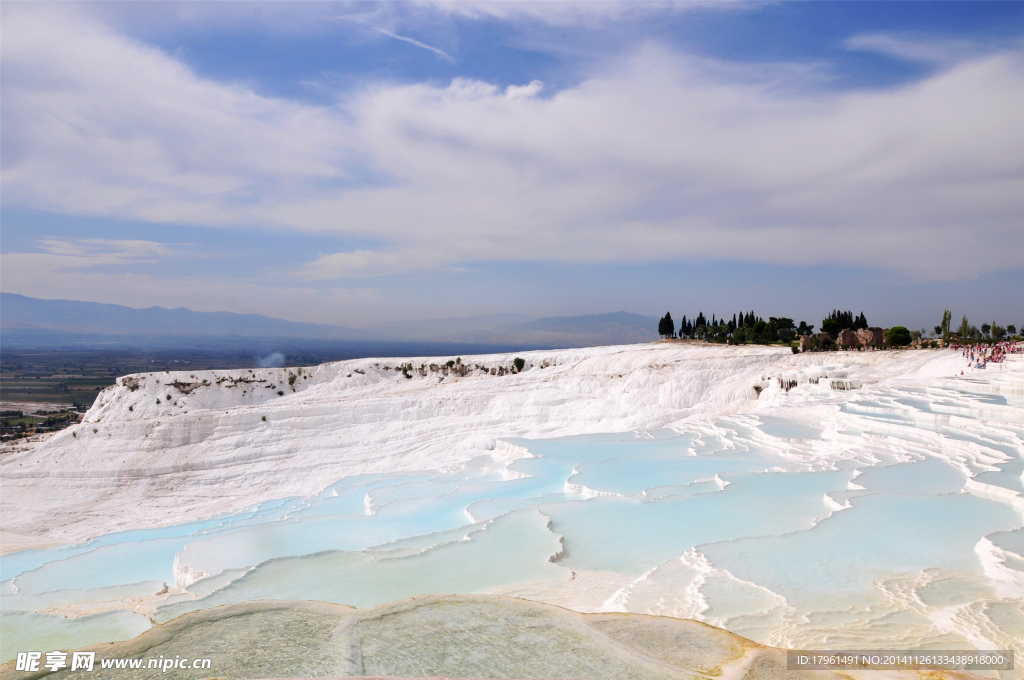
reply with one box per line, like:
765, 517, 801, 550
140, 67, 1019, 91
1, 344, 1019, 547
2, 344, 1023, 677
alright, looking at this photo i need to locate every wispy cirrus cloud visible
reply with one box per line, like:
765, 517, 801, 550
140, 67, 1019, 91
845, 33, 991, 64
376, 28, 453, 61
36, 238, 178, 262
8, 238, 185, 272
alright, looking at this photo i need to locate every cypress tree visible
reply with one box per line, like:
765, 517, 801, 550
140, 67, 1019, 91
658, 312, 676, 338
940, 310, 952, 340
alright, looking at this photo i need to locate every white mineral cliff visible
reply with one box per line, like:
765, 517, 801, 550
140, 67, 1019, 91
0, 343, 1015, 546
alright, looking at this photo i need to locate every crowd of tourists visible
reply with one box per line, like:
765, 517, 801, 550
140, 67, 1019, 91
950, 339, 1020, 371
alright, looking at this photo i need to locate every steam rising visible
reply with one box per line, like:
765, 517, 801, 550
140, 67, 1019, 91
257, 352, 285, 368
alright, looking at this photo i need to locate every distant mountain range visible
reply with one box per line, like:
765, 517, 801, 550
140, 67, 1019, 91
1, 294, 659, 349
0, 293, 372, 343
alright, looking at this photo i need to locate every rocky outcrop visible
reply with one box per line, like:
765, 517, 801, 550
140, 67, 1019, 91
857, 327, 884, 347
837, 329, 860, 348
799, 332, 834, 351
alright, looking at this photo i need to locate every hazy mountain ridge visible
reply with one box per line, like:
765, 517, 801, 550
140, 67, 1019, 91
0, 293, 373, 341
1, 294, 659, 347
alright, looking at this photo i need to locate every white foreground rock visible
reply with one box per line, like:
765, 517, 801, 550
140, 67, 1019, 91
0, 343, 1004, 545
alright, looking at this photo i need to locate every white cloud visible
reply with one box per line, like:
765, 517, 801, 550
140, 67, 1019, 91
2, 5, 1022, 282
419, 0, 733, 26
505, 80, 544, 98
1, 4, 356, 224
5, 238, 180, 272
845, 33, 985, 64
42, 238, 171, 257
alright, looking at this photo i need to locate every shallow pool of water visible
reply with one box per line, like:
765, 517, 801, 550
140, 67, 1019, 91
2, 382, 1021, 669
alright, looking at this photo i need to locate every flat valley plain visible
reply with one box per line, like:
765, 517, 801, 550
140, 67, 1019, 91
0, 349, 267, 410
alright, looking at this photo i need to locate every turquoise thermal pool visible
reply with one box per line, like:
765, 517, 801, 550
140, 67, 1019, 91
2, 378, 1022, 673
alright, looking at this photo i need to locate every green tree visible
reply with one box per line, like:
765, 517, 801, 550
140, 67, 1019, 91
658, 312, 675, 338
981, 323, 991, 338
751, 319, 767, 343
940, 309, 952, 341
796, 321, 814, 336
513, 357, 526, 371
959, 315, 969, 339
772, 318, 795, 343
885, 326, 912, 346
821, 310, 855, 336
991, 322, 1006, 341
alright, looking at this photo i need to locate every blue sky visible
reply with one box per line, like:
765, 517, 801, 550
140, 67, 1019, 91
2, 1, 1022, 331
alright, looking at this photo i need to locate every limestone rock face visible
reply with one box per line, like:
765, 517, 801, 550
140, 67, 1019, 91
815, 332, 832, 342
799, 335, 817, 351
837, 329, 860, 348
